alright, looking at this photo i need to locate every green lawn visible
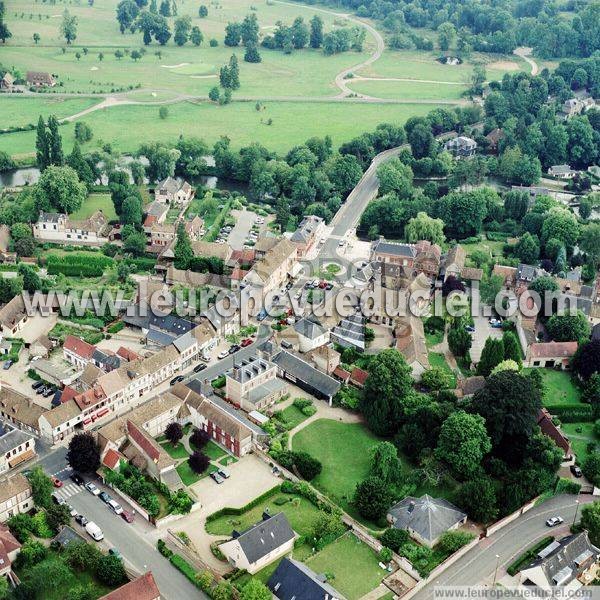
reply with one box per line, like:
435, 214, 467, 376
347, 79, 467, 101
523, 368, 582, 406
13, 551, 114, 600
203, 440, 227, 461
425, 329, 444, 348
562, 422, 599, 463
70, 192, 117, 221
305, 533, 385, 600
206, 487, 323, 542
274, 403, 311, 430
0, 96, 101, 129
463, 238, 507, 262
176, 460, 218, 486
292, 419, 381, 514
0, 100, 438, 158
428, 352, 457, 388
160, 440, 190, 460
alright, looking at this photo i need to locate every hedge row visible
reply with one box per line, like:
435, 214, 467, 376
46, 252, 114, 277
205, 485, 282, 523
123, 257, 156, 272
507, 536, 554, 576
545, 405, 594, 422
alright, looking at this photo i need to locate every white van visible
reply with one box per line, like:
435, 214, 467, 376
85, 522, 104, 541
107, 499, 123, 515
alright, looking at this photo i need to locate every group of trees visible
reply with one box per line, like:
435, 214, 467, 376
0, 1, 11, 43
352, 347, 562, 522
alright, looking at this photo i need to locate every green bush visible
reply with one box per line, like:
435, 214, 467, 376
555, 478, 581, 495
107, 321, 125, 334
206, 486, 282, 522
545, 405, 593, 422
273, 496, 289, 506
46, 252, 114, 277
157, 539, 173, 558
169, 554, 200, 587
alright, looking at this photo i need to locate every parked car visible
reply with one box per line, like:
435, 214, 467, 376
257, 309, 268, 321
465, 325, 475, 333
43, 387, 55, 398
3, 360, 13, 370
98, 491, 112, 504
52, 477, 63, 488
51, 493, 65, 505
36, 386, 47, 395
325, 283, 334, 291
228, 344, 240, 354
32, 381, 44, 390
67, 504, 78, 517
85, 482, 101, 496
70, 473, 84, 486
217, 468, 230, 479
170, 375, 185, 386
107, 499, 123, 515
217, 350, 229, 360
338, 240, 345, 247
210, 471, 224, 484
85, 522, 104, 541
75, 514, 89, 526
241, 338, 252, 347
193, 363, 207, 373
121, 510, 134, 523
570, 465, 583, 477
546, 516, 564, 527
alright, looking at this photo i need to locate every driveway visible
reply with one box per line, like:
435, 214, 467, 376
170, 454, 281, 573
227, 209, 267, 251
470, 314, 503, 364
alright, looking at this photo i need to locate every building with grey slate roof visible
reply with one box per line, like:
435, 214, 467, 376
220, 512, 295, 574
520, 532, 599, 590
294, 317, 329, 353
387, 495, 467, 547
271, 349, 341, 404
330, 314, 365, 351
0, 423, 36, 475
268, 557, 346, 600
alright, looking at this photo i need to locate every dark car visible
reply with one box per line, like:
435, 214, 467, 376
36, 385, 47, 395
570, 465, 583, 477
193, 363, 207, 373
75, 514, 88, 526
98, 491, 112, 503
43, 387, 55, 398
32, 381, 45, 390
3, 360, 13, 370
70, 473, 85, 486
228, 344, 240, 354
121, 510, 134, 523
170, 375, 185, 386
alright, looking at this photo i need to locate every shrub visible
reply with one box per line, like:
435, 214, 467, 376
157, 539, 173, 558
107, 321, 124, 334
170, 554, 201, 587
436, 530, 475, 554
380, 527, 409, 552
555, 478, 581, 495
379, 547, 393, 563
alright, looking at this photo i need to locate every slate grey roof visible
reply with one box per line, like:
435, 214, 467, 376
146, 328, 176, 347
229, 356, 274, 384
593, 323, 600, 341
517, 263, 539, 282
331, 314, 365, 350
522, 532, 600, 587
272, 350, 341, 398
267, 557, 345, 600
247, 378, 288, 405
387, 495, 467, 544
0, 424, 32, 455
549, 164, 574, 175
233, 512, 294, 564
290, 215, 323, 244
294, 317, 327, 340
173, 330, 197, 353
157, 176, 181, 194
372, 239, 416, 258
38, 211, 64, 223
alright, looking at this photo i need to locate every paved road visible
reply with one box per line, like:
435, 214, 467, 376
64, 479, 208, 600
412, 494, 591, 598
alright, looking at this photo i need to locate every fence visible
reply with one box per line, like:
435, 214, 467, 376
104, 483, 151, 522
485, 495, 538, 537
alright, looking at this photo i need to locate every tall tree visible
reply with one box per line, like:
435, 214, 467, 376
47, 115, 64, 166
174, 15, 192, 46
35, 115, 50, 171
502, 330, 522, 366
173, 221, 193, 269
241, 13, 259, 46
359, 349, 413, 436
61, 9, 78, 44
66, 433, 100, 473
34, 166, 87, 214
309, 15, 323, 48
477, 337, 505, 376
29, 467, 53, 509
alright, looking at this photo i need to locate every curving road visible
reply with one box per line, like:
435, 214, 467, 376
412, 493, 592, 599
514, 47, 539, 76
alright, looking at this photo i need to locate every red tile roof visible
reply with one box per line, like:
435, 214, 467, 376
350, 367, 369, 387
0, 523, 21, 570
64, 335, 95, 360
116, 346, 140, 362
102, 448, 122, 470
99, 572, 160, 600
332, 366, 351, 382
126, 420, 160, 463
537, 408, 571, 454
143, 215, 157, 228
74, 385, 107, 411
230, 267, 248, 281
529, 341, 578, 359
60, 385, 78, 403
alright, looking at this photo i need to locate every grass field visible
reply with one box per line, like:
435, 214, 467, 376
160, 440, 190, 460
0, 96, 101, 129
292, 419, 381, 514
347, 79, 467, 101
274, 403, 311, 430
562, 422, 599, 463
0, 99, 437, 157
523, 368, 582, 406
305, 532, 384, 599
70, 192, 117, 221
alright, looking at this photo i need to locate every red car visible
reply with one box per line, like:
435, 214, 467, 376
241, 338, 253, 347
52, 477, 63, 488
121, 510, 134, 523
318, 281, 328, 289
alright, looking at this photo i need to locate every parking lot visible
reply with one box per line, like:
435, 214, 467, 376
470, 314, 504, 363
219, 209, 266, 250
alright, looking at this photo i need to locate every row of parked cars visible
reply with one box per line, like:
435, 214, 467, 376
51, 472, 133, 543
31, 379, 56, 398
210, 467, 230, 484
